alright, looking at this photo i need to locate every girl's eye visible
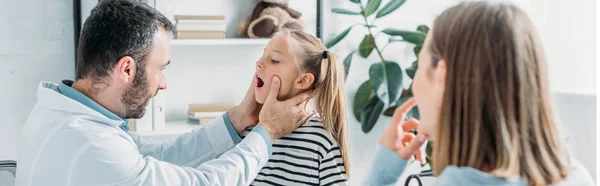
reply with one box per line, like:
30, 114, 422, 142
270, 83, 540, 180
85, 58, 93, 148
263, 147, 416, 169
271, 59, 280, 63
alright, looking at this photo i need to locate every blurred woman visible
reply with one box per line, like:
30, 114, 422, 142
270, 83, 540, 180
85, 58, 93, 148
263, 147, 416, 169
364, 1, 595, 185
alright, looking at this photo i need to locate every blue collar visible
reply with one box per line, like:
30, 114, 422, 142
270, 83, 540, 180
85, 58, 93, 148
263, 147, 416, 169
57, 80, 129, 132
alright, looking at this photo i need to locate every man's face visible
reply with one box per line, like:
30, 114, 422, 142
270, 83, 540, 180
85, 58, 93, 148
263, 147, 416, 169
122, 26, 171, 119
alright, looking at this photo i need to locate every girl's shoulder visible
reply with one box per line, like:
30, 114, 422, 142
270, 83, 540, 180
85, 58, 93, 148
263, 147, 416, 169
277, 115, 340, 154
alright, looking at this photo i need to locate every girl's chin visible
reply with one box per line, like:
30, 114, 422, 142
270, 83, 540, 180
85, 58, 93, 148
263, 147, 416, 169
254, 95, 266, 104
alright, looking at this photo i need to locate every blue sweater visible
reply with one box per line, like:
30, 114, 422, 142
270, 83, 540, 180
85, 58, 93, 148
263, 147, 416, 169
364, 145, 595, 185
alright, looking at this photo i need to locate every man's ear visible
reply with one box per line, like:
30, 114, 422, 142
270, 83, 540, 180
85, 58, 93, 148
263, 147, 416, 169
295, 73, 315, 90
115, 56, 136, 83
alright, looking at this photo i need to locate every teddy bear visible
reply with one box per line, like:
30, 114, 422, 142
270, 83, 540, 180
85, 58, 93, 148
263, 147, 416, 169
237, 0, 305, 38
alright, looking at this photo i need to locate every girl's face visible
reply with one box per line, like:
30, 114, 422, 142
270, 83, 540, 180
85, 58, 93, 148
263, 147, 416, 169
254, 34, 314, 104
412, 30, 446, 138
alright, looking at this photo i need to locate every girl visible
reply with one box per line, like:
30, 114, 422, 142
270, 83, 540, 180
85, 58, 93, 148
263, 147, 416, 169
243, 28, 350, 185
365, 1, 594, 186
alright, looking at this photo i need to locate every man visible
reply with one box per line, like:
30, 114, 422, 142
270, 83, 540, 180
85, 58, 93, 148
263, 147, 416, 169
15, 0, 311, 185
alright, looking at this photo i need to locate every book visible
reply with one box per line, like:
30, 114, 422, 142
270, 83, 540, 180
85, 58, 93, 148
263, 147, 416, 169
127, 119, 136, 131
188, 104, 236, 112
135, 100, 154, 132
175, 15, 225, 20
176, 19, 226, 25
199, 118, 215, 125
176, 31, 225, 39
187, 111, 226, 118
176, 24, 227, 32
188, 117, 217, 125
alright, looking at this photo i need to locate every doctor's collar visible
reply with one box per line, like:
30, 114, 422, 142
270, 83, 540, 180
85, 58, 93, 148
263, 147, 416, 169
58, 80, 129, 132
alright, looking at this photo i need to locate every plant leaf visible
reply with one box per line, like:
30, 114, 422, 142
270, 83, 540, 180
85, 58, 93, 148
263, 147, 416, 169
382, 29, 426, 45
326, 26, 354, 48
408, 106, 420, 120
332, 8, 361, 15
343, 51, 355, 79
363, 0, 382, 17
381, 28, 420, 37
414, 45, 422, 56
383, 96, 410, 116
358, 34, 376, 58
403, 33, 426, 45
375, 0, 406, 18
349, 0, 361, 4
361, 96, 384, 133
353, 80, 374, 121
417, 25, 430, 34
383, 97, 419, 118
388, 37, 406, 43
406, 61, 417, 79
369, 61, 403, 104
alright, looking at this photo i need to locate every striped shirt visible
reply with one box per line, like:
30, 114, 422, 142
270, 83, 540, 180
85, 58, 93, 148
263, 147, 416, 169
241, 116, 349, 186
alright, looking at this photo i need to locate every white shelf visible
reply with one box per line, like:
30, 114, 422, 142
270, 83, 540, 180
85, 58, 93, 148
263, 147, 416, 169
136, 120, 201, 137
171, 39, 270, 46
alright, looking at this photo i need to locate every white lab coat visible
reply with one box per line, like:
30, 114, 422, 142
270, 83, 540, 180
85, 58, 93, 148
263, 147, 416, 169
15, 82, 270, 186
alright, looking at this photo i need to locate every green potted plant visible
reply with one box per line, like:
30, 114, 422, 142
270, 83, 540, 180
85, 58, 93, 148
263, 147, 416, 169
327, 0, 435, 175
327, 0, 427, 132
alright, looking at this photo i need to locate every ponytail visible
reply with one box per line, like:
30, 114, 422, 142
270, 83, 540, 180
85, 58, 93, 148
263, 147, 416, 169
314, 52, 350, 177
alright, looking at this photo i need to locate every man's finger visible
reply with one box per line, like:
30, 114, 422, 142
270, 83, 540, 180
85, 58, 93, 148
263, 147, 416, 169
296, 113, 311, 127
399, 133, 427, 160
288, 90, 313, 106
390, 98, 417, 126
265, 76, 281, 103
249, 73, 258, 92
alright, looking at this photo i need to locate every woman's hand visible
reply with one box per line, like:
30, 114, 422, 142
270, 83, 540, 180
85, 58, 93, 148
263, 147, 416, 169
379, 98, 428, 164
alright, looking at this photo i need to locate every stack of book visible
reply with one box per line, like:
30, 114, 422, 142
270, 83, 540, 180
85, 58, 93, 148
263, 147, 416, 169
188, 104, 236, 125
175, 15, 226, 39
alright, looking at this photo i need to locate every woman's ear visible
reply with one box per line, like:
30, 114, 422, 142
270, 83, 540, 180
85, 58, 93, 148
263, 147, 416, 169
434, 60, 447, 88
295, 73, 315, 90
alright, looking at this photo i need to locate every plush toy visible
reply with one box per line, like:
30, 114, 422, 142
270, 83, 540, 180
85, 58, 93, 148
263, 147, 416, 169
237, 0, 305, 38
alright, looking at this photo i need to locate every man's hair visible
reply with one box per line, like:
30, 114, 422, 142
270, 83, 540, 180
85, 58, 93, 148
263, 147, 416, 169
75, 0, 175, 83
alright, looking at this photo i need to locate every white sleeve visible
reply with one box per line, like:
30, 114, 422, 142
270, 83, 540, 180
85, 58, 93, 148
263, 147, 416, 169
128, 115, 236, 167
69, 131, 270, 186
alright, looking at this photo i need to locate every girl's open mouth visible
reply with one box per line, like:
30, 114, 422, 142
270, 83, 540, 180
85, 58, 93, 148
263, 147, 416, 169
256, 73, 264, 88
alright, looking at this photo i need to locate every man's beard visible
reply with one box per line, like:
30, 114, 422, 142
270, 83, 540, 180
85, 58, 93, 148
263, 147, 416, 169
121, 69, 155, 119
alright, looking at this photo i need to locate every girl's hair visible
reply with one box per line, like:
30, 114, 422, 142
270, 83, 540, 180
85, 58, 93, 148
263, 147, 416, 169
428, 2, 570, 185
276, 28, 350, 177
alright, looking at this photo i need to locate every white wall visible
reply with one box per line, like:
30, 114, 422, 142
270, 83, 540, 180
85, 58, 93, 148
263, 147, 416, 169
324, 0, 596, 184
0, 0, 75, 160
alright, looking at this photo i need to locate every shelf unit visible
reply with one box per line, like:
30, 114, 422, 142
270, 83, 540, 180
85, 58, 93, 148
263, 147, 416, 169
170, 39, 270, 46
73, 0, 325, 137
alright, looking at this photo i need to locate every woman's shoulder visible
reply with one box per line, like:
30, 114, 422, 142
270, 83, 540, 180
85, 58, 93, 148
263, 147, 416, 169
552, 160, 595, 186
435, 160, 595, 186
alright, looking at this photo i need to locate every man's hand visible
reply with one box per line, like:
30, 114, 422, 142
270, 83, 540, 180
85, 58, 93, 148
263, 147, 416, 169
258, 76, 312, 142
379, 98, 427, 164
227, 74, 262, 134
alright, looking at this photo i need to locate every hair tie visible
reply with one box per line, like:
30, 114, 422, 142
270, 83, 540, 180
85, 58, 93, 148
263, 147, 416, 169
322, 51, 329, 59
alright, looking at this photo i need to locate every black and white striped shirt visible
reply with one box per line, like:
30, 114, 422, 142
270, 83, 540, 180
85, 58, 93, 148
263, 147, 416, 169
242, 116, 349, 186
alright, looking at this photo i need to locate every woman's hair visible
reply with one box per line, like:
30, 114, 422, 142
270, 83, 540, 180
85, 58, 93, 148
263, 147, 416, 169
427, 2, 571, 185
276, 28, 350, 177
